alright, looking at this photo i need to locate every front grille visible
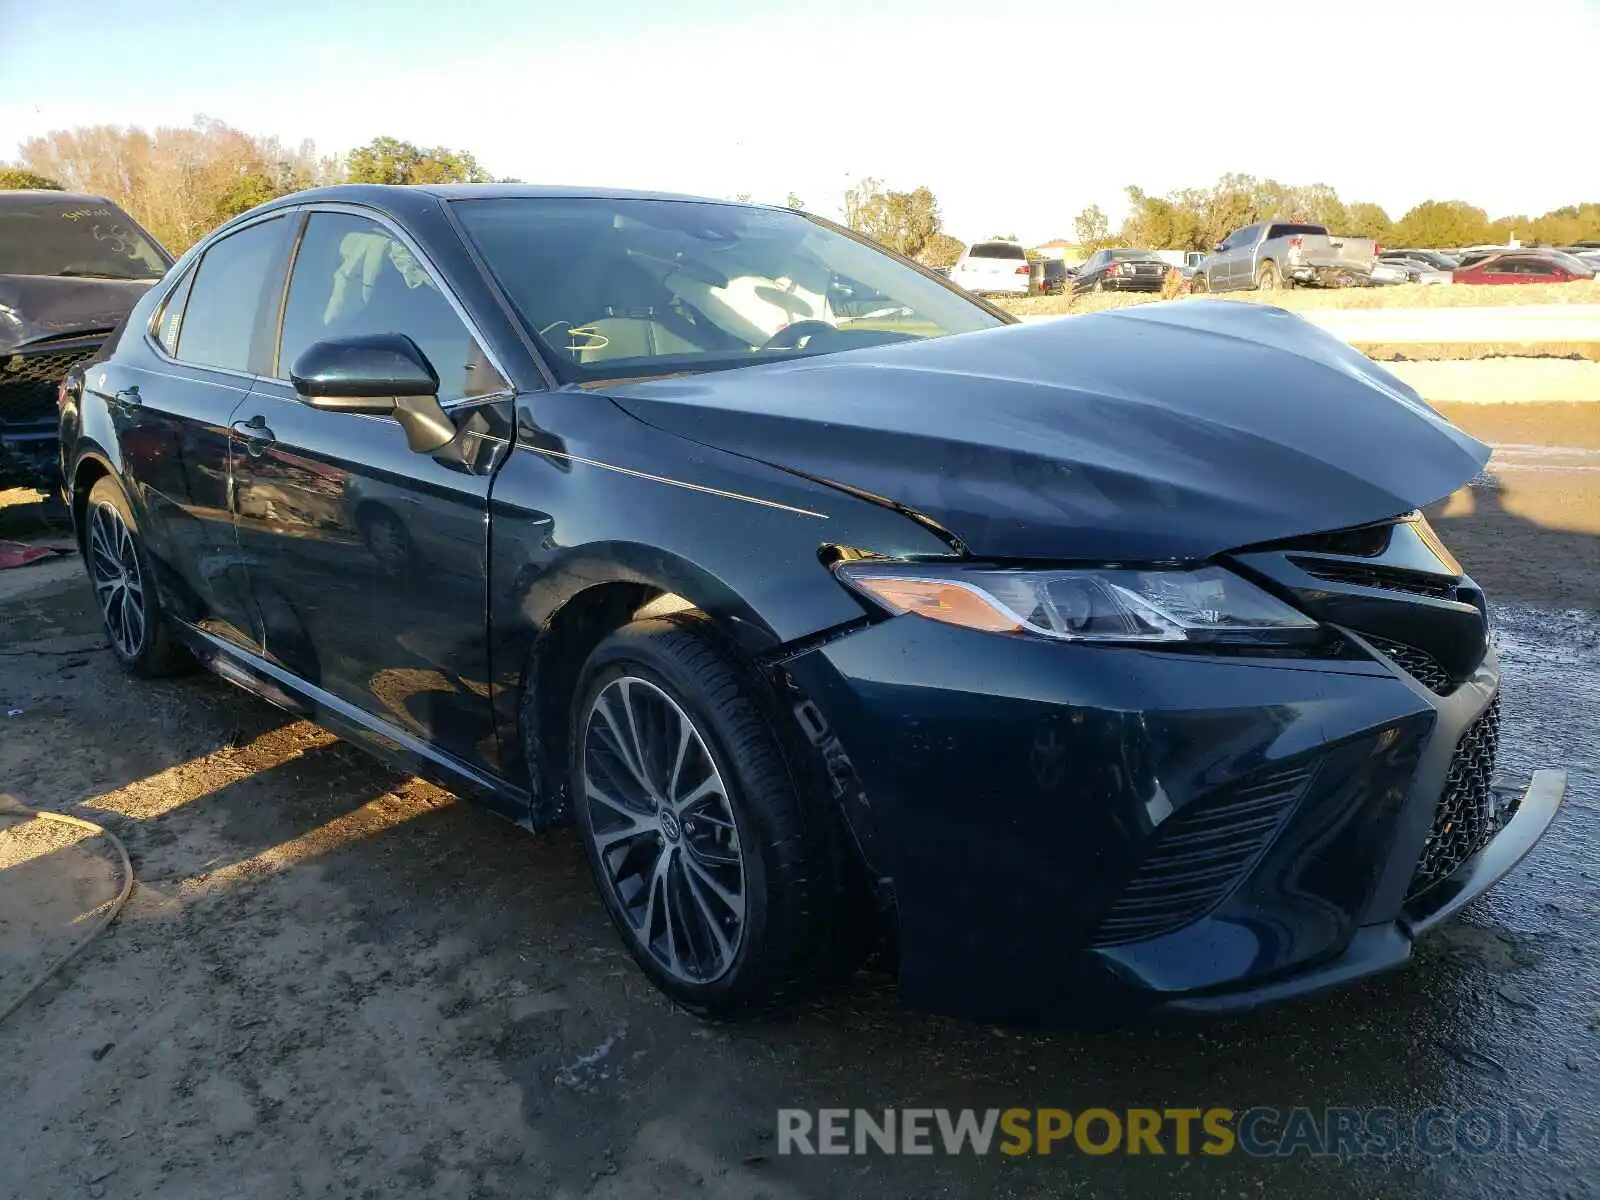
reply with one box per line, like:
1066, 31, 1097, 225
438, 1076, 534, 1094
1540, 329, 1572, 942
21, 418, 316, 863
1292, 557, 1460, 599
1, 342, 101, 423
1408, 696, 1508, 898
1090, 761, 1319, 947
1368, 635, 1456, 694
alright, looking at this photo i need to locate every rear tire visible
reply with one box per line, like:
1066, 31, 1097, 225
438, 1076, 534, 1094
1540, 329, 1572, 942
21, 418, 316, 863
1256, 260, 1282, 291
570, 616, 843, 1018
83, 476, 192, 677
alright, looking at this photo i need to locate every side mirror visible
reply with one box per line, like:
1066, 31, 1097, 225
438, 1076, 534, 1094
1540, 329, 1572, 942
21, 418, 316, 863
289, 334, 457, 455
1213, 243, 1225, 253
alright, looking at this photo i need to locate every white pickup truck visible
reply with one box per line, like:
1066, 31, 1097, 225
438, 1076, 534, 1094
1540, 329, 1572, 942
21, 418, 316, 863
1193, 222, 1378, 292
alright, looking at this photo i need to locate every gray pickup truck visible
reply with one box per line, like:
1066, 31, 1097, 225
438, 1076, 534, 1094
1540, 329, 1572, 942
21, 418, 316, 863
1193, 221, 1377, 292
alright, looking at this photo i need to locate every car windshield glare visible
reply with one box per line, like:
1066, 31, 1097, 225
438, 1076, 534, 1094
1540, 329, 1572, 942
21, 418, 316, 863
968, 241, 1027, 259
450, 197, 1003, 381
0, 199, 168, 280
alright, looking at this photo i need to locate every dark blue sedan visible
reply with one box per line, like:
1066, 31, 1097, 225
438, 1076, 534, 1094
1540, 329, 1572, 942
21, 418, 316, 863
57, 184, 1564, 1023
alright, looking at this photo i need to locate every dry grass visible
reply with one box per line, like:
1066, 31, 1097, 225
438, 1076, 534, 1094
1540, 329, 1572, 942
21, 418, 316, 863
1358, 342, 1600, 362
1003, 279, 1600, 317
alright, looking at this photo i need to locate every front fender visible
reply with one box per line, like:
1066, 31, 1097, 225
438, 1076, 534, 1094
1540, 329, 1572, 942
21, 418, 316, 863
484, 388, 951, 823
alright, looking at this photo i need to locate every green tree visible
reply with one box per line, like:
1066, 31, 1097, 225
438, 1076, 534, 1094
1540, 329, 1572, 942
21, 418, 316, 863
1390, 200, 1492, 248
917, 232, 965, 268
1073, 204, 1112, 251
843, 178, 942, 258
0, 167, 64, 189
1121, 186, 1203, 250
1524, 203, 1600, 245
1288, 183, 1348, 230
1343, 201, 1393, 240
346, 136, 493, 186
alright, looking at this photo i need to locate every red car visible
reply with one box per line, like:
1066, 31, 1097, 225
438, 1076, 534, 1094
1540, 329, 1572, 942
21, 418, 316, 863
1452, 251, 1596, 285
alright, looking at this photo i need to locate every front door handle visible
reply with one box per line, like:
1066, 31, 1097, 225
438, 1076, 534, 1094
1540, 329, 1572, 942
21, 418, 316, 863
113, 386, 141, 408
230, 415, 275, 457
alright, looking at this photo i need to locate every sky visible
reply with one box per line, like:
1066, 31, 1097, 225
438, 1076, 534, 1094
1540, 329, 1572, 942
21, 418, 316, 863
2, 0, 1596, 246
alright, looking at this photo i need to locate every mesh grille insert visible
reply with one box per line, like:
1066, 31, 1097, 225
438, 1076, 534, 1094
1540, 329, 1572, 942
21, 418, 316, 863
2, 343, 101, 423
1408, 696, 1508, 899
1368, 636, 1456, 695
1090, 761, 1319, 947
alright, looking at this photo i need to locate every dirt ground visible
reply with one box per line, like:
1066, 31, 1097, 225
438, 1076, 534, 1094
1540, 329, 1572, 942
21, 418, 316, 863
1, 403, 1597, 1199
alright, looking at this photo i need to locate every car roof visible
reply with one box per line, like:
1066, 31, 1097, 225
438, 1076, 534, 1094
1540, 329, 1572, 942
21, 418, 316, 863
254, 182, 750, 209
0, 190, 120, 205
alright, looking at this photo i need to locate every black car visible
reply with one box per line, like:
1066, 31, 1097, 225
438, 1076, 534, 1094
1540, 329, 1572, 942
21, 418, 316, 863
1070, 247, 1169, 294
1, 190, 172, 487
58, 185, 1564, 1024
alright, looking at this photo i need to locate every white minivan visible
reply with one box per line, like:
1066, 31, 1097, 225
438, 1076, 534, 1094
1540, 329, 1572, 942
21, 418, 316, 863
949, 240, 1032, 296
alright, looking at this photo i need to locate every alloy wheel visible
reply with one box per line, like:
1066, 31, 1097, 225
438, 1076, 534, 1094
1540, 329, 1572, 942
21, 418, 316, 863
580, 675, 747, 984
89, 501, 146, 659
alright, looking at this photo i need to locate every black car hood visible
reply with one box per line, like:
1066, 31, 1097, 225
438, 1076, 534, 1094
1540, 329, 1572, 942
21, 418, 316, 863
602, 301, 1490, 561
0, 274, 157, 354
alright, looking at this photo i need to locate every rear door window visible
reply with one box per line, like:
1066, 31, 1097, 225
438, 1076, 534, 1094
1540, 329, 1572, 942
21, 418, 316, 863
174, 217, 291, 373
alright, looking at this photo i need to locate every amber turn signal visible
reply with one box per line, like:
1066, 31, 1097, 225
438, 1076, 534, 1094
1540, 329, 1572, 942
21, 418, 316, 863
846, 576, 1023, 634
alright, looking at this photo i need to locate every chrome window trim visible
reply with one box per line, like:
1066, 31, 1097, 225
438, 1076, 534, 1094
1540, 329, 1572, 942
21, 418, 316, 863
142, 209, 294, 386
274, 201, 517, 411
145, 260, 195, 354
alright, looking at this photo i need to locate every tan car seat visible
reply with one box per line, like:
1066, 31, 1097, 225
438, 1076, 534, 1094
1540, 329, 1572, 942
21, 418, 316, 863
571, 259, 707, 365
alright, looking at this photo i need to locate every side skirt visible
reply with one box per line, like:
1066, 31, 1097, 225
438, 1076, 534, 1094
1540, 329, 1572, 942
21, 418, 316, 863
173, 623, 535, 829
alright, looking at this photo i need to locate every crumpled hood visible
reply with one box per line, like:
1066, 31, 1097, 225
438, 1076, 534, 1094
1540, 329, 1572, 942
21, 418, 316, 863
0, 274, 156, 354
602, 301, 1490, 561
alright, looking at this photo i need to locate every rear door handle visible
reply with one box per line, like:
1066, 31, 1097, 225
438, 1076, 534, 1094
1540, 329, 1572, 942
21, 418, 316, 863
230, 415, 275, 457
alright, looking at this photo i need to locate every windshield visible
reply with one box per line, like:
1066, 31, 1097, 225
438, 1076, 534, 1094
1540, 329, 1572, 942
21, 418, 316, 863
0, 198, 169, 280
968, 241, 1028, 260
451, 197, 1003, 381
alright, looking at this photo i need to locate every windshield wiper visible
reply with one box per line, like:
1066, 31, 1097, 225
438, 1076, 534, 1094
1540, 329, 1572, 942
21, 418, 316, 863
56, 269, 154, 280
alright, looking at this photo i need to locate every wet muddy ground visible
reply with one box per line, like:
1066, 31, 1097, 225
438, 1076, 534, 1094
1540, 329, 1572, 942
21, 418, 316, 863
0, 402, 1596, 1199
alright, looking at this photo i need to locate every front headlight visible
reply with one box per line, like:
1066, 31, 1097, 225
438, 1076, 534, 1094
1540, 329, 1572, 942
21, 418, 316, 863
833, 561, 1319, 646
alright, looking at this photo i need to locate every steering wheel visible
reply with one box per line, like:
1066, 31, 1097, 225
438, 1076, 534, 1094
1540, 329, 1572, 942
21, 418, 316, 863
761, 320, 837, 351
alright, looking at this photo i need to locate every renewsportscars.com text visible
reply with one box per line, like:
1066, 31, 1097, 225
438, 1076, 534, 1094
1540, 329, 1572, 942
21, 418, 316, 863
777, 1106, 1558, 1158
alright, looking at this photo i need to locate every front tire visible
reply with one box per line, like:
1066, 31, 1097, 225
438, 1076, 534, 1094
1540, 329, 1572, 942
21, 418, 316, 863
570, 616, 841, 1017
83, 476, 191, 677
1190, 271, 1209, 294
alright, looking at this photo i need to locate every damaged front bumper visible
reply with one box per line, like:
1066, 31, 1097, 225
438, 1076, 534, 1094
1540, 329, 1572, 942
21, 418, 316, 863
780, 610, 1565, 1026
1, 333, 102, 488
1158, 768, 1566, 1014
